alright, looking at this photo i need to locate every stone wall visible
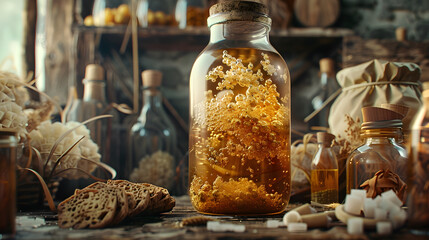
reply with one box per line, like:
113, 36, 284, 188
338, 0, 429, 40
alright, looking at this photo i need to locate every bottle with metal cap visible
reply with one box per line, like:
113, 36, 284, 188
66, 64, 117, 173
346, 106, 408, 193
127, 70, 177, 192
311, 132, 339, 204
189, 1, 291, 215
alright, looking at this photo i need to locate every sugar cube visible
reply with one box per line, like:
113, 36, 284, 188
376, 222, 392, 235
347, 218, 364, 235
351, 189, 367, 200
266, 220, 281, 228
374, 208, 388, 220
344, 194, 363, 215
363, 198, 376, 218
287, 222, 307, 232
390, 208, 407, 229
283, 210, 301, 226
381, 190, 403, 207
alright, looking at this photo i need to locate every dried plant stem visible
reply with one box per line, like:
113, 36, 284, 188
17, 167, 56, 212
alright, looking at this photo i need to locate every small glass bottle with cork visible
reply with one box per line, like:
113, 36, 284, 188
311, 132, 339, 204
346, 106, 408, 193
127, 70, 177, 192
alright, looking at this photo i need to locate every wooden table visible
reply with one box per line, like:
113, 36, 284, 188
13, 196, 428, 240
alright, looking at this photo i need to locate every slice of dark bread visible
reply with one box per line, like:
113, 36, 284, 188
107, 180, 150, 217
76, 182, 129, 225
58, 188, 117, 229
140, 183, 175, 215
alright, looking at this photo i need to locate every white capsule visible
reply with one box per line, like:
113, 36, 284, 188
287, 222, 307, 232
347, 218, 364, 235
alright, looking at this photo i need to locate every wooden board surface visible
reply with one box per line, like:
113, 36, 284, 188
13, 196, 421, 240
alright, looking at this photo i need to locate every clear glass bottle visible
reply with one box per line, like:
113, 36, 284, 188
346, 107, 408, 193
310, 58, 337, 127
128, 70, 177, 192
137, 0, 179, 27
189, 1, 291, 215
311, 132, 339, 204
66, 64, 118, 172
92, 0, 131, 26
407, 88, 429, 233
175, 0, 208, 29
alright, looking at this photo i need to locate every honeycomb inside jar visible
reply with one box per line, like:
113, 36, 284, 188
189, 48, 291, 215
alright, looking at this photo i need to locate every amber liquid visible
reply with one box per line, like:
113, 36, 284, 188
0, 147, 16, 234
311, 169, 338, 204
189, 48, 291, 215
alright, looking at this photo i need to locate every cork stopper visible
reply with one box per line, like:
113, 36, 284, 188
84, 64, 104, 82
316, 132, 335, 147
361, 106, 403, 129
395, 27, 407, 42
207, 1, 270, 27
379, 103, 408, 119
319, 58, 334, 73
141, 70, 162, 87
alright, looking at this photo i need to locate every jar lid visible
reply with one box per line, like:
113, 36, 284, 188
84, 64, 105, 83
142, 70, 162, 87
0, 129, 18, 146
207, 1, 271, 27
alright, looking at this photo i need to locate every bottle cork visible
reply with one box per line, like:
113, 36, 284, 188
319, 58, 335, 74
395, 27, 407, 42
84, 64, 104, 81
141, 70, 162, 87
317, 132, 335, 147
361, 106, 404, 122
379, 103, 408, 119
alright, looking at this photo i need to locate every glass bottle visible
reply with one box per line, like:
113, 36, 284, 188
346, 106, 408, 193
66, 64, 117, 172
189, 1, 291, 215
175, 0, 208, 29
407, 88, 429, 233
92, 0, 131, 26
311, 132, 339, 204
310, 58, 337, 127
137, 0, 179, 27
128, 70, 177, 192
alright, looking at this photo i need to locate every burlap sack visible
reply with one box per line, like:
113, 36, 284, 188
328, 59, 422, 139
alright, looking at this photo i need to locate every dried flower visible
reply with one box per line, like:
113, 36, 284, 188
360, 169, 407, 203
28, 120, 101, 179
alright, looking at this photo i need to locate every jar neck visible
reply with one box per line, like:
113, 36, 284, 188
361, 127, 403, 143
209, 21, 270, 44
83, 81, 106, 102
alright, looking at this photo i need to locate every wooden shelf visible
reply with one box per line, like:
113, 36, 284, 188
73, 25, 354, 38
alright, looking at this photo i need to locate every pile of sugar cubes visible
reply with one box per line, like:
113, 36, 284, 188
344, 189, 407, 235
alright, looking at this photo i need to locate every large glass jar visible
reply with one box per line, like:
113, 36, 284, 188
189, 1, 291, 215
407, 88, 429, 233
346, 107, 408, 193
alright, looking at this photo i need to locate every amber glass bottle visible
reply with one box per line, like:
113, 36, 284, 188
346, 107, 408, 193
189, 1, 291, 215
407, 88, 429, 233
311, 132, 339, 204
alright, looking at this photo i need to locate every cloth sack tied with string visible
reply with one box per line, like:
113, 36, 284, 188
328, 59, 422, 140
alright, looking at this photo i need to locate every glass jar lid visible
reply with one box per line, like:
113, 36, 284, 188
207, 1, 271, 27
